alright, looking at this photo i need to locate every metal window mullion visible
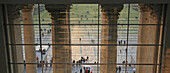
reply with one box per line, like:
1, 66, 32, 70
38, 4, 44, 73
68, 5, 71, 72
153, 4, 163, 73
97, 4, 100, 73
125, 4, 130, 73
158, 4, 167, 73
2, 4, 12, 73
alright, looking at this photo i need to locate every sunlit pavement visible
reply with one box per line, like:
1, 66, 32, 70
24, 65, 135, 73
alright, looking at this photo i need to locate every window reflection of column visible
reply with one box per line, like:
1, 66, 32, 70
100, 4, 123, 73
150, 5, 162, 73
45, 4, 72, 73
22, 4, 37, 73
137, 4, 161, 73
7, 4, 24, 73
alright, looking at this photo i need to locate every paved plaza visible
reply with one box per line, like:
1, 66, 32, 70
21, 4, 139, 73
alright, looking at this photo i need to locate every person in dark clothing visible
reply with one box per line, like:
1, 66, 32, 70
122, 61, 125, 64
76, 61, 79, 66
80, 68, 82, 73
50, 58, 53, 67
42, 33, 44, 37
48, 43, 50, 47
49, 29, 51, 32
83, 59, 85, 62
125, 48, 127, 52
94, 61, 96, 64
84, 67, 85, 70
118, 66, 121, 73
88, 68, 90, 73
120, 40, 122, 43
45, 61, 48, 70
87, 56, 89, 60
79, 60, 82, 64
47, 30, 50, 34
116, 67, 118, 72
72, 60, 75, 66
73, 60, 75, 63
81, 57, 84, 60
79, 38, 81, 41
119, 41, 121, 45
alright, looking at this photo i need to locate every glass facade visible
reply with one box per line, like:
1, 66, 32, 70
6, 4, 165, 73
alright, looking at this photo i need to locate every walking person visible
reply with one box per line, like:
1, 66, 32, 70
133, 68, 136, 73
50, 58, 53, 67
120, 40, 122, 44
80, 68, 82, 73
45, 61, 48, 70
42, 33, 44, 37
36, 57, 39, 63
118, 66, 121, 73
116, 67, 118, 72
86, 68, 88, 73
87, 56, 89, 60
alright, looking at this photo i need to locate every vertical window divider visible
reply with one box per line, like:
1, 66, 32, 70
159, 4, 167, 73
38, 4, 43, 73
3, 4, 12, 73
125, 4, 130, 73
97, 4, 100, 73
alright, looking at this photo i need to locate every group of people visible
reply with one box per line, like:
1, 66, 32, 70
116, 66, 122, 73
116, 66, 135, 73
41, 28, 52, 37
79, 67, 93, 73
73, 56, 93, 73
118, 40, 126, 45
72, 56, 89, 65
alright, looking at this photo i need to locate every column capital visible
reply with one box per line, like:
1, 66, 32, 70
22, 4, 34, 12
101, 4, 123, 21
138, 4, 151, 12
101, 4, 123, 13
45, 4, 71, 20
45, 4, 71, 13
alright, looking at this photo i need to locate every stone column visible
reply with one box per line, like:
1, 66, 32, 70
45, 4, 71, 73
22, 4, 37, 73
7, 4, 24, 73
66, 7, 72, 73
137, 4, 161, 73
150, 8, 162, 73
100, 4, 123, 73
162, 4, 170, 73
